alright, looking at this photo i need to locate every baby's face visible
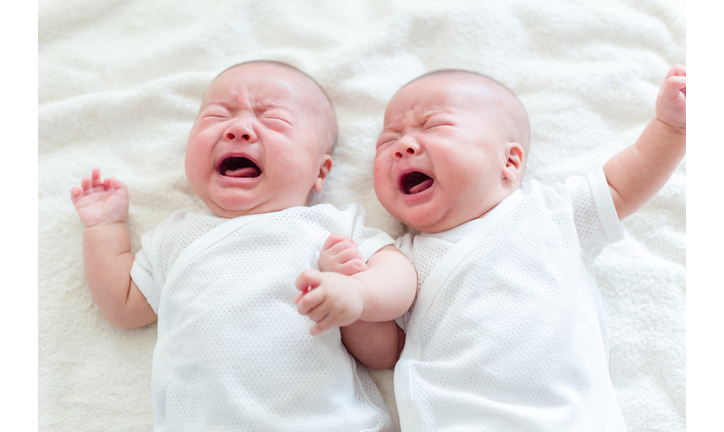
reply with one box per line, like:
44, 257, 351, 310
185, 63, 334, 218
373, 74, 521, 233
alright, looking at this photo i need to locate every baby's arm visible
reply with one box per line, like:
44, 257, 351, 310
294, 238, 416, 334
603, 65, 686, 220
340, 319, 407, 370
71, 168, 157, 329
317, 233, 369, 276
296, 234, 411, 369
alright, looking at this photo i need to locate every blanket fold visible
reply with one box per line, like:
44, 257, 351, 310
39, 1, 685, 431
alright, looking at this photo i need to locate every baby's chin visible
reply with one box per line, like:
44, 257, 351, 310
399, 207, 486, 234
202, 193, 314, 219
394, 213, 452, 234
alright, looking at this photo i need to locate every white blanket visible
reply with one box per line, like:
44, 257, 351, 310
38, 1, 686, 430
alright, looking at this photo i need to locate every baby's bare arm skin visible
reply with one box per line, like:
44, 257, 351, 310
604, 65, 686, 220
295, 245, 417, 335
341, 320, 406, 370
71, 168, 157, 329
305, 234, 411, 369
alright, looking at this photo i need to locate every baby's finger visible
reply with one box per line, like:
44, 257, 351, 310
665, 64, 686, 80
296, 287, 326, 316
296, 269, 323, 293
80, 176, 93, 192
310, 320, 330, 336
334, 247, 366, 263
660, 75, 686, 101
307, 297, 337, 323
292, 292, 303, 305
322, 233, 356, 251
70, 186, 83, 201
328, 240, 359, 256
310, 313, 349, 336
341, 259, 367, 275
91, 168, 104, 188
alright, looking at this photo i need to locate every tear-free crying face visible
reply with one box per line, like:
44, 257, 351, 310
218, 156, 261, 178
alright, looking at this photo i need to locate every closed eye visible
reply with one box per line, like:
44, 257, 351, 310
422, 113, 455, 131
201, 108, 230, 120
423, 122, 453, 131
259, 115, 292, 134
376, 134, 398, 149
258, 107, 292, 127
260, 116, 291, 125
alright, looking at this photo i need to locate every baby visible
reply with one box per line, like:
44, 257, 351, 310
327, 66, 686, 431
70, 61, 416, 431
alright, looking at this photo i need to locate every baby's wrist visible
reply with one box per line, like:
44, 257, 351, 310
348, 275, 370, 318
654, 116, 686, 137
84, 219, 127, 231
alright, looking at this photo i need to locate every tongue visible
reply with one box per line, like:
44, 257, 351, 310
224, 167, 260, 178
409, 178, 433, 194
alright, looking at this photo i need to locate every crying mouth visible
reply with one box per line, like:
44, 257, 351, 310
218, 157, 261, 178
401, 172, 433, 195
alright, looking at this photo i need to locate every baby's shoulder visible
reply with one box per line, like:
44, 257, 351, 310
142, 209, 225, 246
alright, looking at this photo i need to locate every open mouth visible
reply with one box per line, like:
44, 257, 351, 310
400, 171, 434, 195
218, 156, 261, 178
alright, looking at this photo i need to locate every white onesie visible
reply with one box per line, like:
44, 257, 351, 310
131, 203, 394, 432
394, 169, 627, 431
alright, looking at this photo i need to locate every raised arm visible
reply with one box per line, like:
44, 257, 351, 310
603, 65, 686, 220
71, 168, 157, 329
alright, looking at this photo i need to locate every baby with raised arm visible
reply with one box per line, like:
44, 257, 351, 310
71, 60, 416, 432
326, 66, 686, 431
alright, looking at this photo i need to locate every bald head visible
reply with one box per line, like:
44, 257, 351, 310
404, 69, 530, 154
212, 60, 338, 153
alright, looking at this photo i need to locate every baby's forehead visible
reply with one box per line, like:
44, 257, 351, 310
205, 64, 318, 107
388, 74, 502, 117
201, 62, 338, 151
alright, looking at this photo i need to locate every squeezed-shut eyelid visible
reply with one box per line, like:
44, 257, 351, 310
263, 116, 292, 126
376, 136, 397, 148
424, 122, 452, 131
202, 114, 224, 120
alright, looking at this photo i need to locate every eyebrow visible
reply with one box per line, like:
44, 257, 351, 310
202, 99, 293, 112
254, 100, 293, 111
382, 106, 454, 132
419, 109, 452, 121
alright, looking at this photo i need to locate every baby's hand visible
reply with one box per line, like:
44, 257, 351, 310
71, 167, 129, 228
656, 65, 686, 134
294, 270, 365, 336
319, 233, 368, 276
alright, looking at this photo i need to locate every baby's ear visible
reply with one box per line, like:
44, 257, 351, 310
314, 155, 334, 194
502, 142, 524, 182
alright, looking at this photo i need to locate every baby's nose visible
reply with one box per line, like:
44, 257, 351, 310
227, 132, 251, 141
395, 147, 416, 159
394, 135, 421, 159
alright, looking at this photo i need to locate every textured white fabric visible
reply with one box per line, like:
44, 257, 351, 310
130, 203, 394, 432
394, 170, 626, 431
39, 2, 686, 431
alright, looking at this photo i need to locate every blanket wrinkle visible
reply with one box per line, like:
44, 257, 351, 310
39, 1, 685, 431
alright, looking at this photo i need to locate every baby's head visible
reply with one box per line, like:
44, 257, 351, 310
185, 61, 337, 218
374, 70, 530, 233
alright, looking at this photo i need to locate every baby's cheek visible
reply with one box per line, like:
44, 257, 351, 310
372, 166, 387, 197
372, 159, 390, 183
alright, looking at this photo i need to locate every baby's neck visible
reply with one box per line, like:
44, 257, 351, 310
418, 185, 522, 235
